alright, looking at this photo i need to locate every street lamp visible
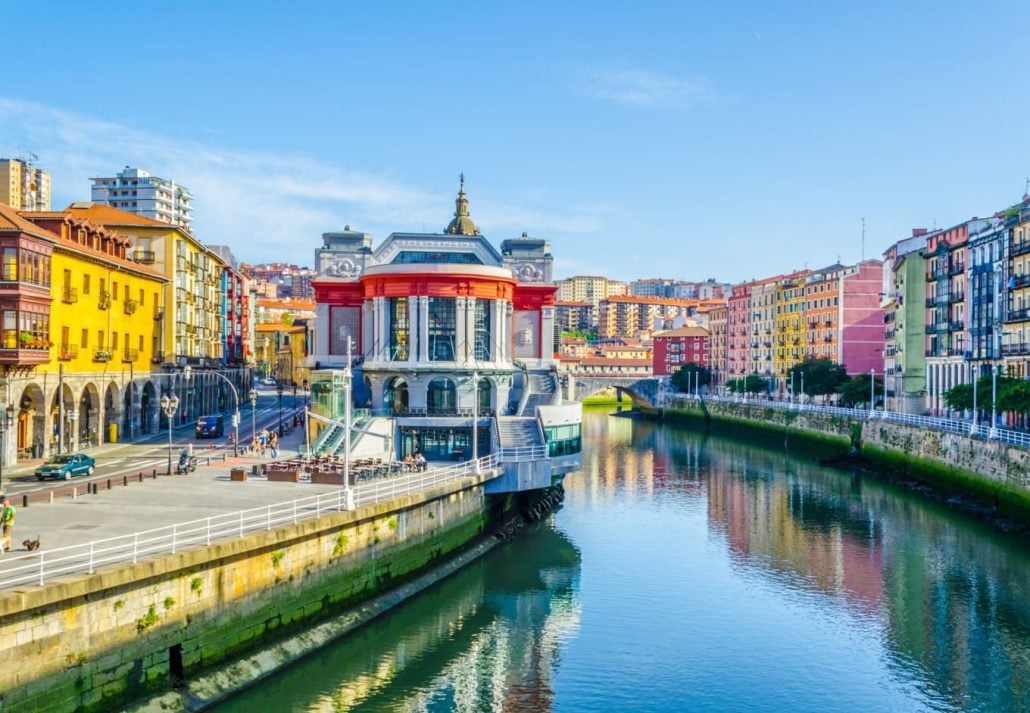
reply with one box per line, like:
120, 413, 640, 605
342, 336, 354, 509
971, 365, 979, 435
204, 370, 241, 457
471, 371, 480, 474
68, 408, 79, 451
0, 404, 13, 490
276, 381, 284, 434
990, 364, 1001, 439
160, 393, 180, 475
249, 389, 258, 445
870, 368, 876, 417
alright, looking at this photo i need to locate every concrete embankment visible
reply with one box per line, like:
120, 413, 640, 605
0, 473, 506, 713
649, 399, 1030, 518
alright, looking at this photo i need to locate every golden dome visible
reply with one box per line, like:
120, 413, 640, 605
444, 173, 479, 236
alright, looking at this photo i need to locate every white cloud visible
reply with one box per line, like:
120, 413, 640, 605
0, 98, 600, 265
576, 67, 712, 108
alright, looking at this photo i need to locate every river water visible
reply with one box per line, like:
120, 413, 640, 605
214, 409, 1030, 712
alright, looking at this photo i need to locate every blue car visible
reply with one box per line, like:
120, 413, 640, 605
35, 453, 96, 481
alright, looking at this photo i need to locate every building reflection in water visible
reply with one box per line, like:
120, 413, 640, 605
564, 409, 1030, 711
212, 524, 581, 713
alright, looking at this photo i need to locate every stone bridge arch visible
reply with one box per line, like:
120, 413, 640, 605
561, 375, 659, 408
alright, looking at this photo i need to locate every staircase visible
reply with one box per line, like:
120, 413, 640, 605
520, 370, 558, 416
330, 413, 370, 456
497, 417, 543, 449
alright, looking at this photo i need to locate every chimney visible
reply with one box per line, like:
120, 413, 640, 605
911, 228, 927, 237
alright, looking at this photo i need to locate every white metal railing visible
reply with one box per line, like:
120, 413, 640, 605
497, 445, 549, 462
670, 394, 1030, 448
0, 454, 505, 590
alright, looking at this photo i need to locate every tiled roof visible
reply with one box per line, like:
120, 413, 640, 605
257, 298, 316, 310
580, 357, 652, 367
64, 202, 178, 228
0, 203, 57, 239
655, 326, 711, 338
602, 295, 696, 306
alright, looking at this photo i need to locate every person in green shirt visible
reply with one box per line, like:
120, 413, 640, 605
0, 495, 15, 553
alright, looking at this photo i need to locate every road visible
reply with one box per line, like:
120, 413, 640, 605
0, 389, 306, 500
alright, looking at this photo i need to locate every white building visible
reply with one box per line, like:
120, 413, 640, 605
90, 166, 194, 232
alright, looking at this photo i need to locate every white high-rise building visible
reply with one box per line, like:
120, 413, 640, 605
90, 166, 193, 231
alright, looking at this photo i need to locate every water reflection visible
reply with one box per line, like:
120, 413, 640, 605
212, 524, 582, 713
217, 409, 1030, 713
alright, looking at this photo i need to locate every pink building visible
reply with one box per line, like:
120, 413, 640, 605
727, 282, 752, 377
838, 260, 886, 375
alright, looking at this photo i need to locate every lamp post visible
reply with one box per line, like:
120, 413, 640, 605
160, 393, 180, 475
342, 337, 354, 509
249, 389, 258, 445
68, 408, 79, 451
276, 381, 284, 435
990, 364, 1000, 439
800, 371, 805, 409
0, 405, 13, 491
870, 368, 876, 417
971, 366, 979, 435
206, 370, 241, 457
472, 370, 480, 473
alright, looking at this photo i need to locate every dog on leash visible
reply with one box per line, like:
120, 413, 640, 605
22, 536, 40, 552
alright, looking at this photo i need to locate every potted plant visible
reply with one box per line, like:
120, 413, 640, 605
94, 349, 112, 362
18, 331, 32, 347
98, 290, 111, 309
124, 299, 138, 315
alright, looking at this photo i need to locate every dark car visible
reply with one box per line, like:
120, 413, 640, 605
195, 415, 224, 438
35, 453, 96, 481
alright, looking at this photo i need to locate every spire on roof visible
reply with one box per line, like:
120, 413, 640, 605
444, 174, 479, 235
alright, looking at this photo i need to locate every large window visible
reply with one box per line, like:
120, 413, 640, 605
0, 246, 49, 286
474, 299, 491, 361
398, 426, 490, 461
427, 377, 457, 415
1, 305, 49, 349
428, 297, 456, 361
389, 298, 409, 360
544, 423, 582, 457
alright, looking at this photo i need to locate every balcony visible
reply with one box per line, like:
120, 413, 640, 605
0, 344, 50, 366
950, 321, 965, 331
949, 263, 966, 276
1003, 343, 1030, 356
58, 343, 78, 361
950, 292, 965, 303
151, 351, 165, 364
1006, 307, 1030, 323
121, 348, 139, 363
93, 349, 112, 362
98, 291, 111, 310
153, 307, 164, 321
925, 297, 935, 308
123, 299, 139, 316
61, 287, 78, 304
1011, 241, 1030, 258
1013, 274, 1030, 289
133, 250, 156, 264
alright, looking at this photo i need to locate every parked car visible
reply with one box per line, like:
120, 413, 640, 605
195, 415, 225, 438
35, 453, 96, 481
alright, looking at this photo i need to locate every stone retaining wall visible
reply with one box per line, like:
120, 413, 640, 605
0, 475, 494, 713
657, 399, 1030, 514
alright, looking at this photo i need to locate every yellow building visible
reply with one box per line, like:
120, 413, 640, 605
255, 322, 311, 388
66, 203, 225, 367
774, 273, 808, 381
0, 158, 51, 211
0, 209, 169, 457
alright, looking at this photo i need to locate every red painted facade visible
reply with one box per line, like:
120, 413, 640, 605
652, 327, 710, 376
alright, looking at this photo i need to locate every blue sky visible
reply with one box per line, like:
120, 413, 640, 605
1, 1, 1028, 282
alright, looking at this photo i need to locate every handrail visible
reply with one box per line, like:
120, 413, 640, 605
669, 394, 1030, 449
0, 454, 502, 589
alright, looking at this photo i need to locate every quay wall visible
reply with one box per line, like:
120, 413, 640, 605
0, 475, 496, 713
655, 400, 1030, 515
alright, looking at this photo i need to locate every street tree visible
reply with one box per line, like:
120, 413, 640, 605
743, 373, 769, 394
838, 373, 883, 407
671, 363, 711, 392
788, 358, 848, 398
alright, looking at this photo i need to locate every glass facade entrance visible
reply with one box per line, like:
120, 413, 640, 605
398, 425, 490, 461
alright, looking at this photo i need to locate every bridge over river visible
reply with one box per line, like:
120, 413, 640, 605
560, 374, 659, 407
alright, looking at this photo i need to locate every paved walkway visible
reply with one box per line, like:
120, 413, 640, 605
0, 424, 331, 561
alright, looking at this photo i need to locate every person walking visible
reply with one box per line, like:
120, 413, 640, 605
269, 431, 279, 459
0, 495, 15, 554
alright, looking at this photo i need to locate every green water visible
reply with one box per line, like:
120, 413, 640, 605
213, 409, 1030, 712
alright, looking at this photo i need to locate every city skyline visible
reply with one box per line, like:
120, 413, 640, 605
2, 2, 1029, 281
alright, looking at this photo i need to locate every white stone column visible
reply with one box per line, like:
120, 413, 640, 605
492, 300, 505, 363
418, 296, 430, 363
361, 300, 374, 362
467, 297, 477, 363
378, 297, 389, 362
541, 305, 556, 361
406, 296, 418, 364
315, 303, 330, 363
456, 297, 468, 366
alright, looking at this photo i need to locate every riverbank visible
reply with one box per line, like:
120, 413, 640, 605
642, 399, 1030, 527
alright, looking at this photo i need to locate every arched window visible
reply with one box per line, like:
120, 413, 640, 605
384, 377, 409, 414
477, 378, 492, 414
427, 377, 456, 415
